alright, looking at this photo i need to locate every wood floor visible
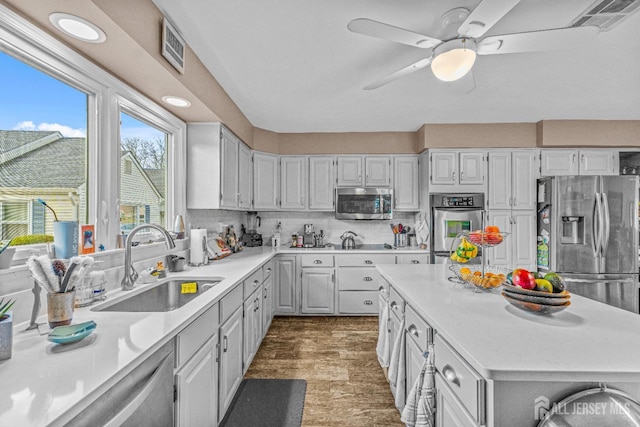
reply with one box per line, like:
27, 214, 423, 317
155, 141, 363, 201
244, 316, 404, 427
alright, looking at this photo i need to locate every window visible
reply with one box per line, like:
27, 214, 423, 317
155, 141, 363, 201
0, 50, 88, 242
119, 112, 168, 232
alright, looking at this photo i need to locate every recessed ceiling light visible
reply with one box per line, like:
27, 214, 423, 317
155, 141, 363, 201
49, 13, 107, 43
162, 96, 191, 108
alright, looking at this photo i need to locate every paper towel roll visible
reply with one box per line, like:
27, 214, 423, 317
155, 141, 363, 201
190, 228, 207, 265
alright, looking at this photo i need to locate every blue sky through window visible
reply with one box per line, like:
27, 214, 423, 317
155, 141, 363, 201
0, 51, 164, 141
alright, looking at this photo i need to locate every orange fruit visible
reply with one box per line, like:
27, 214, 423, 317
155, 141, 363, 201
485, 272, 494, 278
459, 267, 471, 276
473, 271, 482, 276
485, 225, 500, 233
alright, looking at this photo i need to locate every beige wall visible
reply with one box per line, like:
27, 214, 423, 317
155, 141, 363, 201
537, 120, 640, 147
254, 131, 418, 155
417, 123, 537, 151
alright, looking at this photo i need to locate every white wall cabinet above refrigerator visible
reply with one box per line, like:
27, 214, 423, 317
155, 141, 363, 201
429, 150, 486, 193
488, 150, 538, 210
540, 149, 618, 176
187, 123, 252, 210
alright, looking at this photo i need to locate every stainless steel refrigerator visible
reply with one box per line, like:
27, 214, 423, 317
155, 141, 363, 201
537, 176, 639, 313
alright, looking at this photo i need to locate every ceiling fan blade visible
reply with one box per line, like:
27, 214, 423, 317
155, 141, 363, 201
348, 18, 441, 49
363, 57, 432, 90
457, 0, 522, 38
477, 26, 600, 55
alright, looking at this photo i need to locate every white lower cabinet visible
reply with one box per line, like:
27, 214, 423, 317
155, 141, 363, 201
301, 268, 335, 314
274, 255, 298, 314
262, 266, 275, 336
175, 336, 218, 427
175, 305, 220, 427
243, 288, 262, 373
436, 373, 479, 427
218, 307, 243, 423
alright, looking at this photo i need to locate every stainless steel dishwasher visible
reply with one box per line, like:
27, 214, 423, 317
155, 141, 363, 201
67, 341, 174, 426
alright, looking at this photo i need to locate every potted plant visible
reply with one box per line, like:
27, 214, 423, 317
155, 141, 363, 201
0, 239, 15, 270
0, 298, 15, 361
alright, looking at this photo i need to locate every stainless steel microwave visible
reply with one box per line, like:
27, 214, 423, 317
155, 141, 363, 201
335, 187, 393, 220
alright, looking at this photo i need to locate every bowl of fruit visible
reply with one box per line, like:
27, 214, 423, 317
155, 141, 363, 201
449, 265, 510, 291
468, 225, 505, 247
502, 269, 571, 315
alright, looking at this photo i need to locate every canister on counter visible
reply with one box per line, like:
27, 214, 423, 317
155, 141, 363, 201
291, 234, 298, 247
297, 235, 304, 247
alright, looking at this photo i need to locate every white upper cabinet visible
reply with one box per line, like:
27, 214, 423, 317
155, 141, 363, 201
365, 156, 391, 187
280, 156, 307, 210
253, 152, 279, 210
429, 150, 486, 193
309, 156, 335, 210
541, 149, 618, 176
220, 131, 239, 208
393, 156, 419, 211
186, 123, 251, 210
337, 156, 363, 186
238, 143, 252, 209
488, 150, 538, 210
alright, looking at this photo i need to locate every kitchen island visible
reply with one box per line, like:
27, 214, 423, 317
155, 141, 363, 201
377, 263, 640, 426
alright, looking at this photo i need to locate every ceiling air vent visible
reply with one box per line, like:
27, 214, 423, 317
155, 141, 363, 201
162, 17, 186, 74
569, 0, 640, 31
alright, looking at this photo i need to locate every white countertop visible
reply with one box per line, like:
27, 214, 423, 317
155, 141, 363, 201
0, 245, 421, 426
377, 264, 640, 382
0, 248, 276, 427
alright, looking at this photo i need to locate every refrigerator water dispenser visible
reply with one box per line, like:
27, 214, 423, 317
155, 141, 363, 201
561, 216, 584, 244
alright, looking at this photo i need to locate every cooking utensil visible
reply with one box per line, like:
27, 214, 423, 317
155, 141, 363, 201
340, 231, 358, 249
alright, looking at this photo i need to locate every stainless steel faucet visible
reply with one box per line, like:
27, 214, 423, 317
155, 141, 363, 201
121, 224, 176, 290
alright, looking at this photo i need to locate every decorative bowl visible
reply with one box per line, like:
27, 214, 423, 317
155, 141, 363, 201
502, 292, 570, 315
501, 290, 570, 306
48, 320, 96, 344
502, 282, 570, 299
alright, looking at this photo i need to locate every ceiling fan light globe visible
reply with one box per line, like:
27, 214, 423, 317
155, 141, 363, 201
431, 48, 476, 82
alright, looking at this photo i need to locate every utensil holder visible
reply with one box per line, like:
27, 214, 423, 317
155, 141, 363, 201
47, 291, 75, 328
394, 233, 407, 248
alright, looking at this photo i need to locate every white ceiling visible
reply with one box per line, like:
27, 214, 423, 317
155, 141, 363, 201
152, 0, 640, 133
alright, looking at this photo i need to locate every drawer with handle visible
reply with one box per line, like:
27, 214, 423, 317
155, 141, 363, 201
397, 254, 430, 265
338, 291, 379, 314
262, 259, 274, 279
300, 254, 334, 267
405, 304, 433, 351
434, 334, 485, 425
338, 267, 382, 291
243, 268, 264, 298
337, 254, 395, 267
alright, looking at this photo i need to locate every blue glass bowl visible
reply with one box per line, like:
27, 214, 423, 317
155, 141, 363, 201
48, 320, 97, 344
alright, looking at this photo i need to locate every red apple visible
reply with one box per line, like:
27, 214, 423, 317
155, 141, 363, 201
511, 268, 536, 290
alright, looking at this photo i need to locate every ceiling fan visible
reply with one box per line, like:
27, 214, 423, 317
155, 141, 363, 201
348, 0, 600, 90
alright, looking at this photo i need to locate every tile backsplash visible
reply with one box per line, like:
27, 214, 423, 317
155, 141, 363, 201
186, 209, 419, 247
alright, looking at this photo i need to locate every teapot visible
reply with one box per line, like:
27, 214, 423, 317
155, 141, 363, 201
340, 231, 358, 250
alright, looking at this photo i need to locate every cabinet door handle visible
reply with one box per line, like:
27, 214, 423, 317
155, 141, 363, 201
390, 301, 398, 310
266, 267, 272, 274
223, 336, 228, 352
442, 364, 460, 387
253, 280, 260, 287
363, 300, 373, 305
313, 259, 323, 264
452, 171, 456, 181
364, 260, 373, 265
410, 260, 420, 264
215, 342, 220, 362
363, 276, 373, 281
264, 293, 268, 299
572, 153, 577, 164
408, 324, 419, 337
378, 286, 386, 293
581, 154, 585, 164
460, 171, 464, 180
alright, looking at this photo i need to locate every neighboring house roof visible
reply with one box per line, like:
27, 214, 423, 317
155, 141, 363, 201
0, 130, 85, 188
121, 151, 163, 201
145, 169, 165, 198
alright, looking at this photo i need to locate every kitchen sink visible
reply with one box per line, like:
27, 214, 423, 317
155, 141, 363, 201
92, 277, 223, 312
